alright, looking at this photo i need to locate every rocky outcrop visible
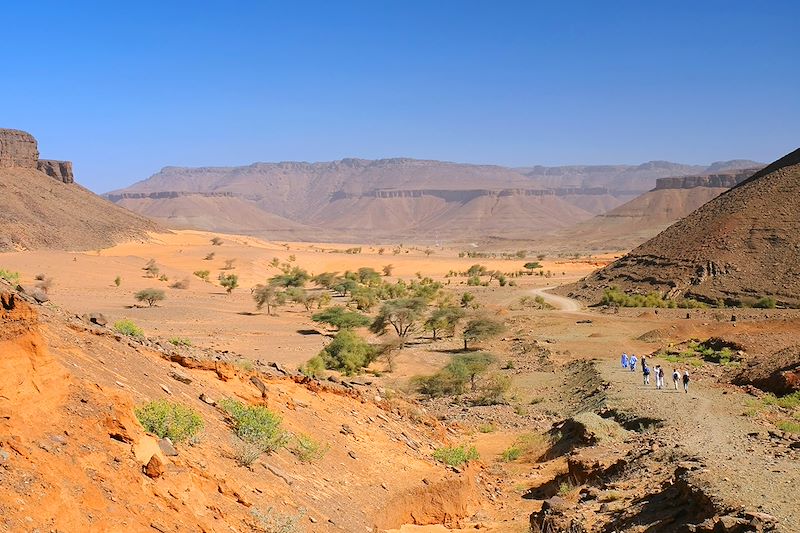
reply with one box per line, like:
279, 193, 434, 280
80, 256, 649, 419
0, 129, 39, 168
105, 191, 236, 202
654, 169, 760, 191
1, 128, 75, 184
36, 159, 74, 183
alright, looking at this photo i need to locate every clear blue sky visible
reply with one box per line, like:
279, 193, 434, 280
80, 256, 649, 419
3, 1, 798, 192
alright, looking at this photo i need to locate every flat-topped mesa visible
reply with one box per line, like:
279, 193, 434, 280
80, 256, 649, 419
0, 128, 39, 168
0, 128, 75, 183
653, 168, 761, 191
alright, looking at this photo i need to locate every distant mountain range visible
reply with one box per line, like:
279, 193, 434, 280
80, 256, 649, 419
106, 157, 762, 244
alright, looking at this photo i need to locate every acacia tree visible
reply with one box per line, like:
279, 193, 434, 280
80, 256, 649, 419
369, 297, 428, 348
462, 317, 506, 350
424, 307, 465, 340
252, 284, 287, 314
218, 273, 239, 294
135, 288, 166, 307
311, 306, 371, 330
269, 266, 310, 288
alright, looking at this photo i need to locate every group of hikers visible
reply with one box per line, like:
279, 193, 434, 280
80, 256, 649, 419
620, 352, 690, 393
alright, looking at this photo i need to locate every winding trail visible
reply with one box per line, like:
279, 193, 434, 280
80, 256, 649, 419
540, 289, 800, 529
529, 286, 584, 312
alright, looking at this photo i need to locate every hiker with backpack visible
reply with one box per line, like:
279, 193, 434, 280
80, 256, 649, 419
629, 354, 637, 372
682, 369, 690, 393
672, 369, 680, 390
621, 353, 628, 369
655, 365, 665, 389
642, 364, 651, 385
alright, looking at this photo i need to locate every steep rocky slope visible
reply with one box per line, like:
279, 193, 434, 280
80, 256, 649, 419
561, 148, 800, 306
0, 129, 158, 251
108, 158, 760, 243
542, 168, 760, 252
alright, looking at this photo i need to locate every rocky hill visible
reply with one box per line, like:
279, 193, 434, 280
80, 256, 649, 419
107, 158, 761, 243
560, 148, 800, 306
0, 128, 159, 251
539, 167, 761, 252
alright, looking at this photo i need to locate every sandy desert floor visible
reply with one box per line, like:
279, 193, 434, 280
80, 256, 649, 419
2, 231, 799, 532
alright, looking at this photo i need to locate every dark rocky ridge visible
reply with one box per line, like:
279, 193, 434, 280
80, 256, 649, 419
560, 147, 800, 306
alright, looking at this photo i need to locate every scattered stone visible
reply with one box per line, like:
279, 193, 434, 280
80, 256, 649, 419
348, 450, 358, 460
160, 384, 172, 395
168, 370, 192, 384
249, 376, 269, 398
158, 438, 178, 457
144, 455, 165, 478
199, 393, 216, 406
150, 523, 169, 532
0, 449, 10, 463
264, 463, 293, 485
83, 312, 108, 326
340, 424, 354, 436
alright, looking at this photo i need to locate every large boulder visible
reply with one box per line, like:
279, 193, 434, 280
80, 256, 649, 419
0, 129, 39, 168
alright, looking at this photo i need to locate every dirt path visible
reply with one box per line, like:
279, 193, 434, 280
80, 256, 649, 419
601, 360, 799, 529
529, 286, 584, 312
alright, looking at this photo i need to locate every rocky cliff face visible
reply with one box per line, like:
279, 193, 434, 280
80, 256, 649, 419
653, 168, 760, 190
0, 129, 74, 183
36, 159, 74, 183
0, 129, 39, 168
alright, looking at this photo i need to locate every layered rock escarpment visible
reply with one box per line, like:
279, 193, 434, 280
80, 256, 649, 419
0, 127, 159, 251
0, 128, 39, 168
0, 128, 73, 182
653, 168, 760, 190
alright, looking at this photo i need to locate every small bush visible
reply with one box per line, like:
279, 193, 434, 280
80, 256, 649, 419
251, 507, 306, 533
500, 446, 521, 462
134, 400, 204, 443
290, 434, 329, 462
558, 480, 576, 497
232, 438, 263, 467
233, 358, 254, 372
299, 355, 326, 378
114, 275, 122, 287
754, 296, 777, 309
777, 420, 800, 433
114, 319, 144, 337
432, 445, 479, 466
474, 373, 511, 406
170, 278, 190, 289
219, 273, 239, 294
315, 329, 376, 375
203, 252, 215, 261
194, 270, 211, 281
0, 268, 20, 284
211, 237, 223, 246
219, 399, 289, 454
135, 288, 166, 307
169, 337, 193, 347
478, 423, 496, 433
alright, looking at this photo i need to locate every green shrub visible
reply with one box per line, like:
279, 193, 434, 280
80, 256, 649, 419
316, 329, 376, 375
290, 434, 329, 462
219, 399, 289, 454
478, 423, 496, 433
432, 445, 479, 466
473, 373, 511, 406
169, 337, 193, 347
134, 400, 204, 443
135, 288, 166, 307
500, 446, 521, 462
251, 507, 306, 533
0, 268, 20, 284
193, 270, 211, 282
599, 287, 708, 308
114, 319, 144, 337
776, 420, 800, 433
299, 355, 326, 378
114, 275, 122, 287
754, 296, 777, 309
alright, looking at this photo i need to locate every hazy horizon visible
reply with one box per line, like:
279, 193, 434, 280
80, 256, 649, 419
3, 1, 798, 192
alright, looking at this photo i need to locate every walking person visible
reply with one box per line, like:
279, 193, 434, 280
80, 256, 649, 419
655, 365, 664, 389
642, 364, 650, 385
682, 369, 690, 393
672, 369, 680, 390
629, 354, 637, 372
621, 353, 628, 369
